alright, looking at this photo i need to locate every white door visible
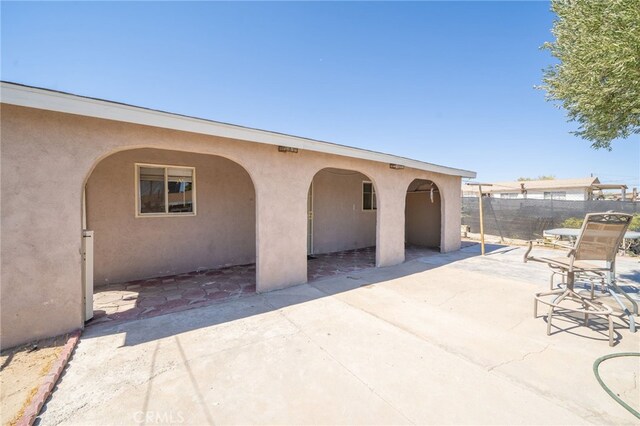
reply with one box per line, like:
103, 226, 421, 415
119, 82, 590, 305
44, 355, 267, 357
307, 183, 313, 255
82, 230, 94, 321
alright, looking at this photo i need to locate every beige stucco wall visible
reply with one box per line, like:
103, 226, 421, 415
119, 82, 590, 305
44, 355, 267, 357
311, 169, 376, 254
86, 149, 256, 285
0, 104, 463, 349
405, 191, 442, 248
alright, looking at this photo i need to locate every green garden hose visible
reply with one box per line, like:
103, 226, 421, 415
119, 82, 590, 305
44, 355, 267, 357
593, 352, 640, 420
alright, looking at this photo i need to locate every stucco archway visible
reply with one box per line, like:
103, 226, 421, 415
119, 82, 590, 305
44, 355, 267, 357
405, 179, 442, 252
84, 147, 257, 321
306, 167, 379, 281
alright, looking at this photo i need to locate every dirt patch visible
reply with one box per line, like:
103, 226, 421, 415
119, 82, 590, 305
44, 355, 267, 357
1, 334, 69, 426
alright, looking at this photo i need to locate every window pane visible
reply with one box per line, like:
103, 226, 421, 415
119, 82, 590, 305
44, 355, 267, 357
363, 182, 371, 210
363, 192, 372, 210
372, 191, 377, 210
139, 167, 165, 213
363, 182, 374, 210
545, 191, 566, 200
167, 168, 193, 213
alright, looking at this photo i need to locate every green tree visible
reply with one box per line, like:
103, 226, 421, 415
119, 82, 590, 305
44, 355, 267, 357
562, 214, 640, 231
540, 0, 640, 150
517, 175, 556, 181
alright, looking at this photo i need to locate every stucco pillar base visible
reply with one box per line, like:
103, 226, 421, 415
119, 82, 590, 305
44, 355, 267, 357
376, 183, 406, 268
254, 176, 308, 293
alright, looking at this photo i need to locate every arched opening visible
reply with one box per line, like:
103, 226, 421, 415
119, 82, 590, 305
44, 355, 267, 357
405, 179, 442, 259
84, 148, 256, 324
306, 168, 378, 281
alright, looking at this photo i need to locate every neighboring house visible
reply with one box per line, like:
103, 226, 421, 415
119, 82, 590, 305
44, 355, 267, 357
0, 82, 475, 349
462, 177, 630, 201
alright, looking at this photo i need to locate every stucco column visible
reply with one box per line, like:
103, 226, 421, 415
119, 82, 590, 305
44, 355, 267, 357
440, 177, 462, 253
252, 169, 309, 292
375, 179, 407, 267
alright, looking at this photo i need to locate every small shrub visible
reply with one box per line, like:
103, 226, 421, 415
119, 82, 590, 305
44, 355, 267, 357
562, 214, 639, 231
561, 217, 584, 228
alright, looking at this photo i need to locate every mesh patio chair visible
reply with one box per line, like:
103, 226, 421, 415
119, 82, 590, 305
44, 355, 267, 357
524, 212, 633, 346
544, 238, 606, 295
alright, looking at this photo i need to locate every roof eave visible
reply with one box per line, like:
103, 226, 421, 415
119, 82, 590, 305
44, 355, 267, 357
0, 82, 476, 179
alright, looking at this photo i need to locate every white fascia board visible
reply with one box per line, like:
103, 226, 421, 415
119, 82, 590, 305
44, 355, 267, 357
486, 187, 590, 194
1, 82, 476, 178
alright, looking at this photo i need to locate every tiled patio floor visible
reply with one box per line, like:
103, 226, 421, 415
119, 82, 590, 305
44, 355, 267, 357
90, 264, 257, 326
306, 244, 444, 281
90, 244, 453, 326
307, 246, 377, 280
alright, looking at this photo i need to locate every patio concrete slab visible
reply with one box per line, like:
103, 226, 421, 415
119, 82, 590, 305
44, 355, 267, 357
89, 246, 439, 327
39, 245, 639, 425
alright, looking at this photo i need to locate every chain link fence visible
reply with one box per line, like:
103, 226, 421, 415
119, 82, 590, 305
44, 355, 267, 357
461, 197, 640, 240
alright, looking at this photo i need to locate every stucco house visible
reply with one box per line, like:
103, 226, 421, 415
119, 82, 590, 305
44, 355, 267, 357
1, 82, 475, 349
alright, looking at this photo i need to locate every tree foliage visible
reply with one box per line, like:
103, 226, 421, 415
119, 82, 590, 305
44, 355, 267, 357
562, 214, 640, 231
540, 0, 640, 150
517, 175, 556, 181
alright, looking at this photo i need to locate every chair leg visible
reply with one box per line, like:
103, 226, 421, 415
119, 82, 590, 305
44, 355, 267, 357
566, 271, 575, 291
546, 289, 571, 336
580, 299, 588, 326
534, 297, 538, 318
608, 315, 614, 347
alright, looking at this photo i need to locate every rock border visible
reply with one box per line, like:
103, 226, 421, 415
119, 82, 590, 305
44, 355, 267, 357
16, 330, 82, 426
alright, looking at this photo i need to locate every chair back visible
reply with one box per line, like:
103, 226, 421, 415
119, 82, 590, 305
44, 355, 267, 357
573, 212, 632, 262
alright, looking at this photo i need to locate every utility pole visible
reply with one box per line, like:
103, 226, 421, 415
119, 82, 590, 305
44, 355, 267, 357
466, 182, 493, 256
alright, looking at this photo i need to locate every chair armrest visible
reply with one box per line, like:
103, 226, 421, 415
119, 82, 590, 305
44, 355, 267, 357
549, 240, 575, 251
523, 240, 574, 265
525, 239, 567, 262
524, 241, 533, 263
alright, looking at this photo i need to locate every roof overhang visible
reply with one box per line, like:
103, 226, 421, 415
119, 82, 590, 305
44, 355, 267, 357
1, 82, 476, 178
592, 184, 628, 190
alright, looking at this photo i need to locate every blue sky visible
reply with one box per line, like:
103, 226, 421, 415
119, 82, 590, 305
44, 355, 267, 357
2, 1, 638, 187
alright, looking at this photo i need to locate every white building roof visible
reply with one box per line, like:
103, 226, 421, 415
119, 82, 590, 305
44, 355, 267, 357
1, 82, 476, 178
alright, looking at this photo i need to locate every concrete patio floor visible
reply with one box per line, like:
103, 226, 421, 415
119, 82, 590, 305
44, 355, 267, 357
40, 244, 639, 425
91, 246, 441, 326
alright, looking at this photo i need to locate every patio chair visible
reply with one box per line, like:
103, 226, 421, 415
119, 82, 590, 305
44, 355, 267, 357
524, 212, 633, 346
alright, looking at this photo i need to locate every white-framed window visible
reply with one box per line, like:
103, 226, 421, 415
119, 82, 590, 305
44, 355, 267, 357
500, 193, 518, 199
544, 191, 566, 200
135, 163, 196, 217
362, 181, 377, 210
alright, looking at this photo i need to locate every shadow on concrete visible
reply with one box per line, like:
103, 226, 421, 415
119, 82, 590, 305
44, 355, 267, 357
618, 270, 640, 292
540, 310, 622, 343
82, 242, 513, 348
